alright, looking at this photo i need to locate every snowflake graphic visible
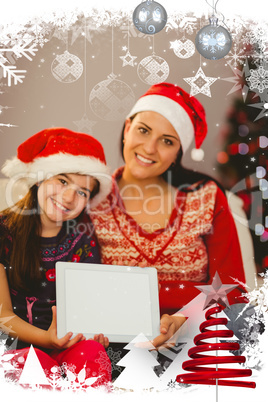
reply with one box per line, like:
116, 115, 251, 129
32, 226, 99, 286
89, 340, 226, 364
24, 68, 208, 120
95, 350, 112, 374
243, 26, 267, 50
224, 43, 246, 67
201, 30, 226, 53
106, 347, 123, 374
251, 49, 268, 66
33, 34, 49, 48
246, 65, 268, 93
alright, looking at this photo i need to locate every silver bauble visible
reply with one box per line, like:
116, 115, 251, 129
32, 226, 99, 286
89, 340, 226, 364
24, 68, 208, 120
195, 16, 232, 60
133, 0, 167, 35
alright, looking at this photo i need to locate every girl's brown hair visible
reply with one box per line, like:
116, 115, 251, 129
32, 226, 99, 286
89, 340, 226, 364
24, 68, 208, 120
0, 185, 42, 291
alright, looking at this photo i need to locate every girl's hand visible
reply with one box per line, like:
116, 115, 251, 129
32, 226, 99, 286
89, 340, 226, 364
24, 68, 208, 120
92, 333, 109, 348
47, 306, 85, 350
151, 314, 186, 349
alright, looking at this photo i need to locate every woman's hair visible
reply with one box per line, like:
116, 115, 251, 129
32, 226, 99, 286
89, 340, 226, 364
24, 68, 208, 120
120, 116, 225, 193
0, 176, 100, 291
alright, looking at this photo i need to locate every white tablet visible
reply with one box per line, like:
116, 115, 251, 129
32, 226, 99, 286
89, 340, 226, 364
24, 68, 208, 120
55, 262, 160, 343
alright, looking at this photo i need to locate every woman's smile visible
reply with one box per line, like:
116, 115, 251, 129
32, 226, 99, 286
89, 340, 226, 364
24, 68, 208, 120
135, 152, 156, 166
122, 111, 181, 183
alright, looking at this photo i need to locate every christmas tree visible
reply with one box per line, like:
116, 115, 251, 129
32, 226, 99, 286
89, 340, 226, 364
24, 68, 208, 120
18, 345, 50, 388
176, 273, 256, 388
176, 304, 256, 388
159, 272, 239, 389
113, 333, 160, 390
217, 55, 268, 275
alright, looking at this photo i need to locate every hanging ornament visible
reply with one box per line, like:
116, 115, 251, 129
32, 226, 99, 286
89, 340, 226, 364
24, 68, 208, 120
170, 36, 195, 59
132, 0, 167, 35
183, 66, 217, 97
137, 54, 169, 85
195, 16, 232, 60
89, 74, 135, 121
120, 50, 137, 67
120, 18, 137, 67
51, 50, 83, 83
73, 114, 97, 134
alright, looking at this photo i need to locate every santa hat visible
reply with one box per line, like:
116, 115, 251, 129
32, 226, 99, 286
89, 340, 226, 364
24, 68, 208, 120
127, 83, 207, 161
1, 127, 112, 209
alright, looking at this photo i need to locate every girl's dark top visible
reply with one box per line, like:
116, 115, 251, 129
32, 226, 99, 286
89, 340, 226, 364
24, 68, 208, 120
0, 215, 101, 349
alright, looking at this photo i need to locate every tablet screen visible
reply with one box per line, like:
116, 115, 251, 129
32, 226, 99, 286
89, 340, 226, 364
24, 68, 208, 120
56, 263, 160, 342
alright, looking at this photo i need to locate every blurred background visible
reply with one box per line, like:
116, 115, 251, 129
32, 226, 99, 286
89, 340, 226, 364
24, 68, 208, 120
0, 2, 267, 276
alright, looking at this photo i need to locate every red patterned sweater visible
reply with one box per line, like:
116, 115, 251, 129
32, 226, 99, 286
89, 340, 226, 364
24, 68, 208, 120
90, 167, 247, 315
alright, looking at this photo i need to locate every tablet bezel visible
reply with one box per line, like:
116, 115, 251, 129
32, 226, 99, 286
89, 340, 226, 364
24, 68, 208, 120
56, 262, 160, 342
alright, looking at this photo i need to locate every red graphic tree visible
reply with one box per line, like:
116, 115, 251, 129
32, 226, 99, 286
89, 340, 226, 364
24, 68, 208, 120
176, 272, 256, 388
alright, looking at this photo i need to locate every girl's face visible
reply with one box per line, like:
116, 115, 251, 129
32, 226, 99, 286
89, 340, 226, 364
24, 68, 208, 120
123, 111, 181, 182
37, 173, 96, 227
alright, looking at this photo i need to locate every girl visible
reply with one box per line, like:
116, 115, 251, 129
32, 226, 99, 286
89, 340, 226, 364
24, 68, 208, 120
0, 127, 112, 387
89, 83, 248, 348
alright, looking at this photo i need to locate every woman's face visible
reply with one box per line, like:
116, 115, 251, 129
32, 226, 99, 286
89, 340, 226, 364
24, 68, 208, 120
37, 173, 96, 227
123, 111, 181, 182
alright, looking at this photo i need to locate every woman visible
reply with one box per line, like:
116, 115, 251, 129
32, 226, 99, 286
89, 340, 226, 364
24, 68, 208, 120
89, 83, 247, 348
0, 128, 112, 387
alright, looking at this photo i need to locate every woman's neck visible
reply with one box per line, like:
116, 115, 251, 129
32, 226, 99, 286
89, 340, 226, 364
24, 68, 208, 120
116, 167, 177, 233
118, 167, 169, 195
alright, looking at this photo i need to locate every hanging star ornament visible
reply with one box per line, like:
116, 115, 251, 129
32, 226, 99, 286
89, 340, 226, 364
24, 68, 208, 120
73, 114, 97, 134
119, 50, 137, 67
195, 272, 238, 309
183, 67, 217, 97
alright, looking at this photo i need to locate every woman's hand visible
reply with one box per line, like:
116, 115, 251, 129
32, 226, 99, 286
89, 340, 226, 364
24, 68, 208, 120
46, 306, 85, 350
151, 314, 186, 349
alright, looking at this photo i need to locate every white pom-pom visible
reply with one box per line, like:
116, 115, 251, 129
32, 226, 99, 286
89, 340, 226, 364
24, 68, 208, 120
191, 148, 204, 161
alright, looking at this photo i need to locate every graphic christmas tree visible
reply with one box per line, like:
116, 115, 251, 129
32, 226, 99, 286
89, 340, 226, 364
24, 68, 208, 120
159, 272, 238, 388
113, 333, 160, 391
158, 292, 208, 388
18, 345, 50, 388
175, 274, 256, 389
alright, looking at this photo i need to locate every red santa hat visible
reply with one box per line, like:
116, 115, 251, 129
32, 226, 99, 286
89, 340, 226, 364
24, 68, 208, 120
1, 127, 112, 208
127, 83, 207, 161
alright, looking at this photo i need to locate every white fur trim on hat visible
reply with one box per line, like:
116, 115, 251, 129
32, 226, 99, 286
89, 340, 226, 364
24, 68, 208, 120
2, 153, 112, 209
127, 94, 195, 153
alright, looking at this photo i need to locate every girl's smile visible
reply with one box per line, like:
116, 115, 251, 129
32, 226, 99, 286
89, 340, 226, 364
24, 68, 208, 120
37, 173, 97, 236
50, 197, 70, 213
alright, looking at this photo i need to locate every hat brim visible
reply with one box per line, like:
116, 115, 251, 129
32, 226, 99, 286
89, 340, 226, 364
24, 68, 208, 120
2, 153, 112, 209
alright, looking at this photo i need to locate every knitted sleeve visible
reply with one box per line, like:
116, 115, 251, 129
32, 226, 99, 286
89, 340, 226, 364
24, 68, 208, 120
202, 186, 248, 303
